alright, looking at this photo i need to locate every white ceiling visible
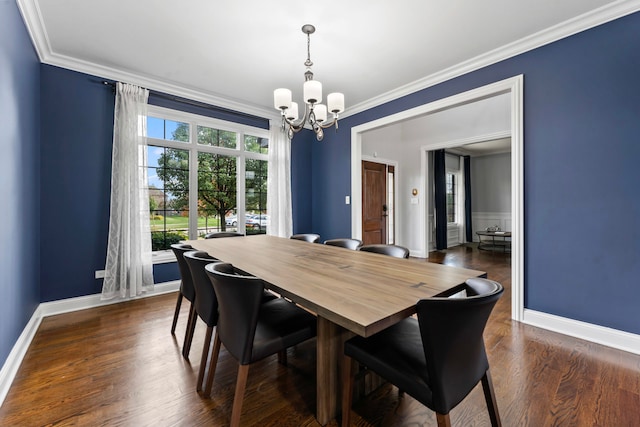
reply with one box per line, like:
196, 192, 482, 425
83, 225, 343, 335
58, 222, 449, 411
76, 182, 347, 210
18, 0, 639, 119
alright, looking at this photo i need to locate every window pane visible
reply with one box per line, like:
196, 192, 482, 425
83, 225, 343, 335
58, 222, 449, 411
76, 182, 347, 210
446, 173, 456, 223
148, 145, 190, 250
197, 152, 237, 236
197, 125, 237, 149
245, 159, 268, 235
148, 117, 189, 142
244, 134, 269, 154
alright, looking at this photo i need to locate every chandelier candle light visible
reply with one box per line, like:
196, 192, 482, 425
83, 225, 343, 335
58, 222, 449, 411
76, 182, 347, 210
274, 24, 345, 141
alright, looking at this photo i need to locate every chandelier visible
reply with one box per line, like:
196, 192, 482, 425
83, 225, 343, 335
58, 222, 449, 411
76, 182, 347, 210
273, 24, 345, 141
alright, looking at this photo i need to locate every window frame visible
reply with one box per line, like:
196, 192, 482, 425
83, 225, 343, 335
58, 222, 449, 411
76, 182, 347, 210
445, 169, 461, 225
145, 105, 269, 263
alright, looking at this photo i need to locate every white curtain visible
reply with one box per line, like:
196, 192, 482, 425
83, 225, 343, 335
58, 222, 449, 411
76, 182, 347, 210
266, 121, 293, 237
102, 82, 154, 300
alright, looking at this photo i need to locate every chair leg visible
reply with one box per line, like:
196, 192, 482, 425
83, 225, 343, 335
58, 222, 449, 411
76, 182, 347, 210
204, 330, 222, 397
341, 354, 355, 427
230, 364, 250, 427
182, 304, 197, 359
171, 293, 183, 334
481, 368, 502, 427
436, 413, 452, 427
197, 325, 213, 393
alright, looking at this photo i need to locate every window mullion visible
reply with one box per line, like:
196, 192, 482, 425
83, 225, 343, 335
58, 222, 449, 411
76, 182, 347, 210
237, 133, 246, 232
189, 122, 199, 239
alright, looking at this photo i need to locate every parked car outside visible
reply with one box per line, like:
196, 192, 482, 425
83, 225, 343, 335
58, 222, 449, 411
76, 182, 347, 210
246, 214, 269, 229
225, 215, 239, 227
225, 213, 269, 229
225, 214, 253, 227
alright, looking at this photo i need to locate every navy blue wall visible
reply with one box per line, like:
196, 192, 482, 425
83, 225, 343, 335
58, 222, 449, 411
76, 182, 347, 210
0, 1, 41, 367
40, 65, 116, 301
291, 130, 314, 234
309, 12, 640, 334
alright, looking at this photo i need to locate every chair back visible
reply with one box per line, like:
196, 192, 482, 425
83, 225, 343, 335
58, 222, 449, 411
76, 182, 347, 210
290, 233, 321, 243
416, 278, 503, 414
183, 251, 220, 327
170, 243, 196, 301
204, 231, 244, 238
324, 238, 363, 250
359, 243, 410, 259
205, 262, 265, 365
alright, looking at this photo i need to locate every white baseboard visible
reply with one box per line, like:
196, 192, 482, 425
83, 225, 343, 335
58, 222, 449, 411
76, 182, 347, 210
523, 309, 640, 355
39, 280, 180, 317
0, 280, 180, 406
0, 305, 43, 406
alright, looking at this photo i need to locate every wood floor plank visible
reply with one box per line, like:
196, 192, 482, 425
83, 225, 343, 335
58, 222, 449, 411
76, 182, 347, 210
1, 244, 639, 426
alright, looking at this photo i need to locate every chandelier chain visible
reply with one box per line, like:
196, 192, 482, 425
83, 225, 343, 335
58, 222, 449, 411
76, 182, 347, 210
305, 32, 313, 67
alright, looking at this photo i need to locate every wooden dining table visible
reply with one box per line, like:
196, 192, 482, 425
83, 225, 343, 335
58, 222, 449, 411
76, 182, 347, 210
187, 235, 486, 425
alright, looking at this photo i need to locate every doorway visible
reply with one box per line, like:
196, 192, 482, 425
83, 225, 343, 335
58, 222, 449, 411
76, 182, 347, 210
361, 160, 396, 245
350, 75, 524, 322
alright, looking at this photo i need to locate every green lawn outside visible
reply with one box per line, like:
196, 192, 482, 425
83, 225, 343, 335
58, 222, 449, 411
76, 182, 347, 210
150, 215, 221, 231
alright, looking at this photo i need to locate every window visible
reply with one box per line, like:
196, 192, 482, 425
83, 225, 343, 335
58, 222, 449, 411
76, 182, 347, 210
446, 172, 457, 223
145, 106, 269, 253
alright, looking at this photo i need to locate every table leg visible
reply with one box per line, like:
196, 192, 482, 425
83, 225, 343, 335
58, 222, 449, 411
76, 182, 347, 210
316, 316, 348, 425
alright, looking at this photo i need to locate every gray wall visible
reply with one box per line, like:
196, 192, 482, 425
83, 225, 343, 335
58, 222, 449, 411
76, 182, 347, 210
471, 152, 512, 213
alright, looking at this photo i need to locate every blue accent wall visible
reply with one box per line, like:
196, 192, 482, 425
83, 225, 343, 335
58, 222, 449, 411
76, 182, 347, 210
309, 12, 640, 334
291, 130, 314, 234
148, 93, 269, 130
40, 65, 116, 301
0, 1, 41, 367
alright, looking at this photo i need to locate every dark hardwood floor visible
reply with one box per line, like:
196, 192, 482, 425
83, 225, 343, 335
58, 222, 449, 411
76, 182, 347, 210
1, 244, 639, 426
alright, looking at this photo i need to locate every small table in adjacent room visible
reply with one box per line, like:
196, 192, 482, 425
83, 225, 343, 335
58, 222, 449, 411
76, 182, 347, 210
476, 231, 512, 252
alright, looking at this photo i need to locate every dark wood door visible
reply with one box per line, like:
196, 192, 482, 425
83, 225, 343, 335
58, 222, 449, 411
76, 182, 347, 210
362, 161, 387, 245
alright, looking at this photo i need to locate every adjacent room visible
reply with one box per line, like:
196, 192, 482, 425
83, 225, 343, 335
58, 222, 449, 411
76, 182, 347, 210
2, 0, 639, 425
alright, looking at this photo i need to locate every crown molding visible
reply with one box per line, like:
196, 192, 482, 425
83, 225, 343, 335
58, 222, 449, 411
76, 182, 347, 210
17, 0, 640, 121
343, 0, 640, 118
43, 50, 279, 120
16, 0, 49, 62
16, 1, 277, 121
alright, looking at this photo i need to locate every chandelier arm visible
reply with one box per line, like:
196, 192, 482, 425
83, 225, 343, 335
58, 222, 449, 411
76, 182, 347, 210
283, 116, 306, 131
283, 100, 311, 130
318, 115, 339, 129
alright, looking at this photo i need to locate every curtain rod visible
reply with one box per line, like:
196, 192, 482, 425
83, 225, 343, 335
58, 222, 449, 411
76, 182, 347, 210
100, 80, 267, 123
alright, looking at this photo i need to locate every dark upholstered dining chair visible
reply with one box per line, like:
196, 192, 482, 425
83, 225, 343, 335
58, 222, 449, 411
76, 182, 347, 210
182, 250, 221, 394
342, 278, 504, 427
324, 238, 363, 250
183, 251, 277, 395
290, 233, 321, 243
204, 262, 317, 427
204, 231, 245, 238
358, 243, 410, 259
170, 243, 198, 358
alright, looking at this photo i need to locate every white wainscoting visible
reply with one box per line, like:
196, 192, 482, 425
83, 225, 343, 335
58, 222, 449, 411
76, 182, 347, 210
472, 211, 512, 241
428, 212, 512, 250
447, 225, 461, 248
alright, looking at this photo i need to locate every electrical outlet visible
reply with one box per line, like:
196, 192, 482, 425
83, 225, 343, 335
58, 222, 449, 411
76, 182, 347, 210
95, 270, 106, 279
